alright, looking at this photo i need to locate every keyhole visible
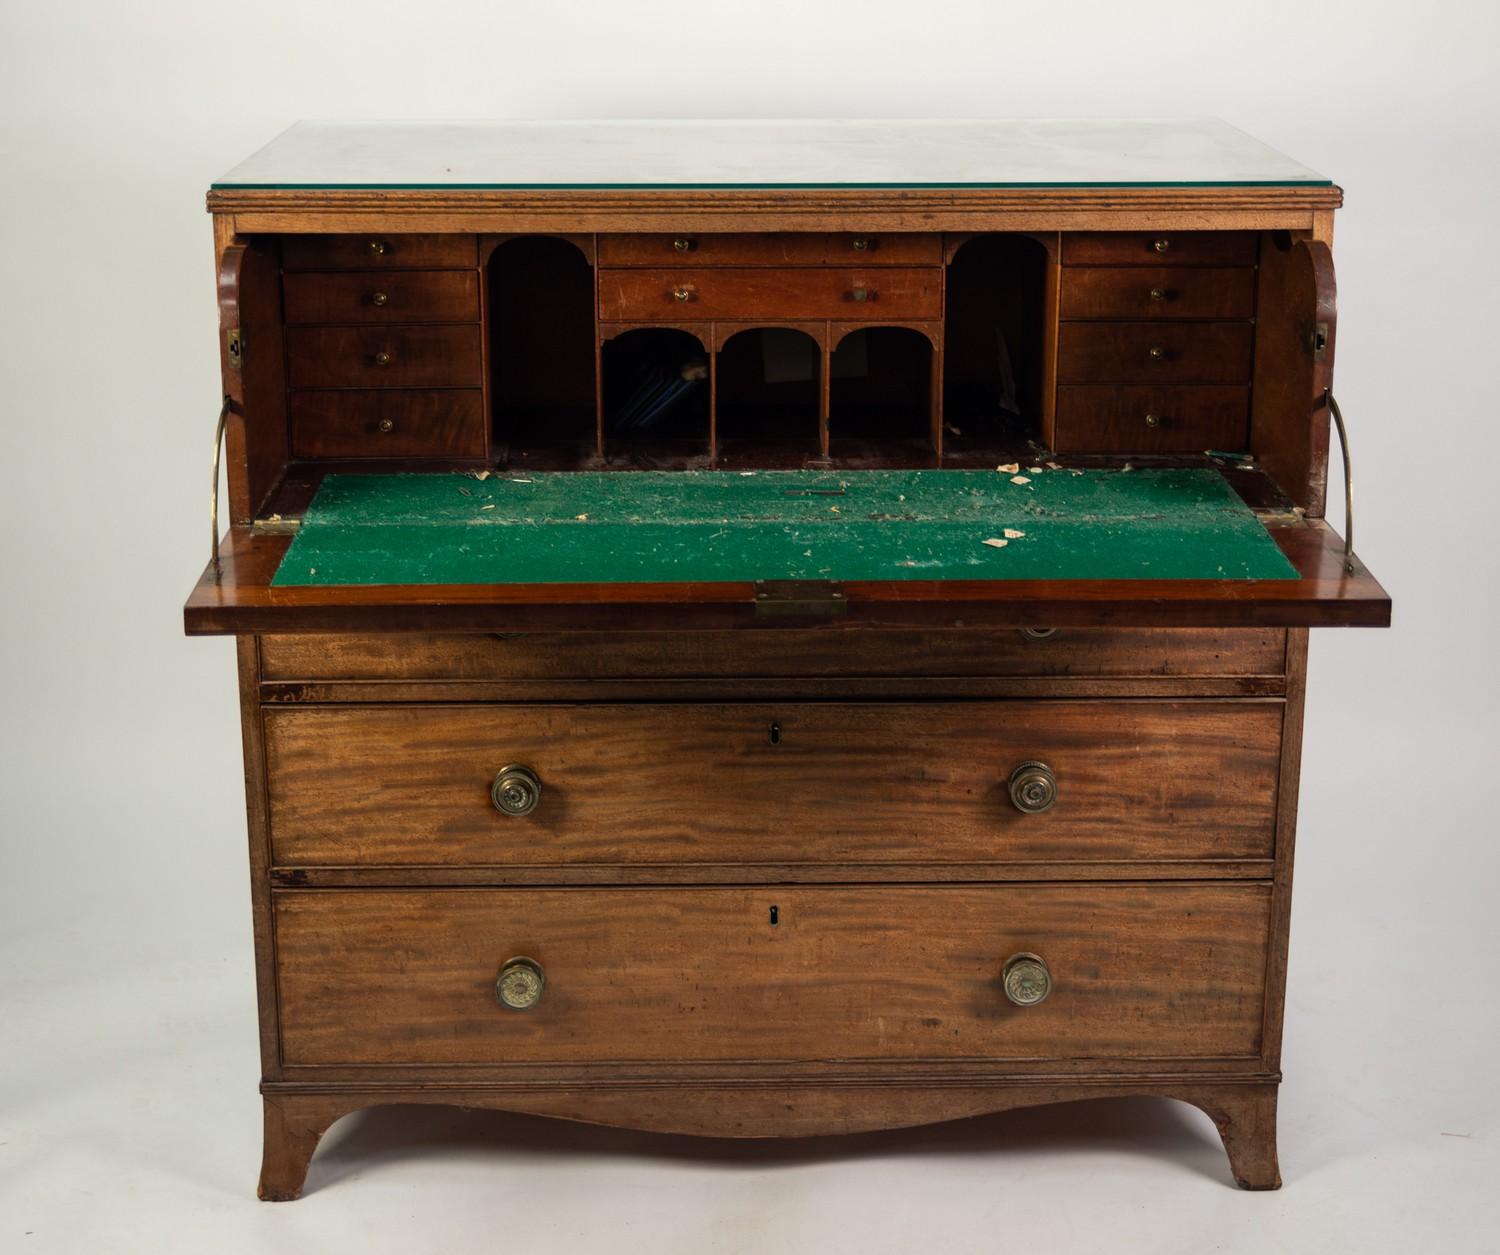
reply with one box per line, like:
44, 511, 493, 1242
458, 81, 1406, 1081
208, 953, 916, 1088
769, 721, 781, 745
769, 905, 779, 926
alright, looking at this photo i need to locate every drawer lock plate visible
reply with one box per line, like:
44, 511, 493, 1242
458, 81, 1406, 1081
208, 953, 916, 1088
753, 580, 848, 620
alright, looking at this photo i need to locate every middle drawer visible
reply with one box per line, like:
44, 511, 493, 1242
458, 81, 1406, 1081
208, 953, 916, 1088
264, 701, 1282, 867
598, 267, 942, 322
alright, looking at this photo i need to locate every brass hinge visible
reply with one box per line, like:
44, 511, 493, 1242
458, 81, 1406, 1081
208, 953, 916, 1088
753, 579, 848, 619
226, 328, 244, 370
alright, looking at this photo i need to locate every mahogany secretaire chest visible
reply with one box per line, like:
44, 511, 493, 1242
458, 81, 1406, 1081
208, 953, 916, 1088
185, 120, 1390, 1198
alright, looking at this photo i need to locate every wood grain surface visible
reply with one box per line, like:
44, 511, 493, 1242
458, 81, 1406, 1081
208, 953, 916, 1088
263, 700, 1282, 866
273, 883, 1272, 1065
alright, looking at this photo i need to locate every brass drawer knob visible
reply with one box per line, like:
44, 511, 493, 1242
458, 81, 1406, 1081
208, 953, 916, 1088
369, 240, 388, 257
495, 956, 545, 1011
673, 237, 694, 252
1008, 760, 1057, 814
377, 417, 395, 434
850, 237, 871, 251
371, 291, 389, 307
849, 286, 873, 302
1002, 952, 1052, 1007
1149, 287, 1167, 302
373, 350, 392, 367
1144, 412, 1162, 428
1019, 627, 1056, 640
1148, 345, 1166, 361
672, 286, 693, 302
491, 764, 542, 816
1153, 237, 1170, 253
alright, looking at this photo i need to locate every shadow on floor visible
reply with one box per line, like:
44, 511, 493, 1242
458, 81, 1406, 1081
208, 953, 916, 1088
309, 1096, 1232, 1193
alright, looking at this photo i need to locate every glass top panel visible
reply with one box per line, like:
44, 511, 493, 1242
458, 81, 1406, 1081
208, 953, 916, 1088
213, 119, 1329, 190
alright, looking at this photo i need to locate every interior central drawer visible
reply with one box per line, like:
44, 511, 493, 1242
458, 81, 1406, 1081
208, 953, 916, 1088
598, 233, 942, 267
263, 701, 1283, 867
274, 883, 1271, 1065
286, 325, 483, 389
598, 267, 942, 321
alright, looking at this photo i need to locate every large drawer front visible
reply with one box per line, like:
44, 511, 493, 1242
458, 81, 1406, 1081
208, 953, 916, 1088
274, 883, 1271, 1065
598, 267, 942, 321
258, 627, 1287, 681
264, 701, 1283, 867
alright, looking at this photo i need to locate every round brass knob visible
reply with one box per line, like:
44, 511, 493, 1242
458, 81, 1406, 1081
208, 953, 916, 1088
371, 291, 389, 307
1019, 627, 1056, 640
1008, 760, 1057, 814
377, 417, 395, 434
491, 764, 541, 816
672, 286, 692, 302
1153, 238, 1170, 253
1149, 287, 1167, 302
673, 237, 693, 252
373, 350, 392, 367
1002, 952, 1052, 1006
1148, 345, 1166, 361
369, 240, 388, 256
495, 956, 545, 1010
850, 287, 872, 302
851, 237, 871, 250
1144, 412, 1162, 428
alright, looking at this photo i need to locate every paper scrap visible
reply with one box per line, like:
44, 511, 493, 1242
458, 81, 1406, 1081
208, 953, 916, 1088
1003, 527, 1025, 539
1010, 475, 1031, 486
982, 538, 1009, 549
997, 462, 1020, 474
1028, 466, 1044, 474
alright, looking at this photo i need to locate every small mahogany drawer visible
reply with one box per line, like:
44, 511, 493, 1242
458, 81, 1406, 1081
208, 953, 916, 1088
289, 390, 486, 459
274, 883, 1272, 1065
286, 325, 483, 389
259, 627, 1287, 682
283, 271, 479, 325
1054, 386, 1251, 454
598, 267, 942, 321
1059, 267, 1255, 321
598, 233, 942, 267
263, 700, 1283, 867
1056, 322, 1254, 384
1061, 231, 1258, 267
281, 233, 478, 271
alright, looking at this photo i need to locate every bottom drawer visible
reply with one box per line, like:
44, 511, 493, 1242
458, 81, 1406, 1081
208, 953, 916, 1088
289, 389, 486, 458
275, 884, 1270, 1066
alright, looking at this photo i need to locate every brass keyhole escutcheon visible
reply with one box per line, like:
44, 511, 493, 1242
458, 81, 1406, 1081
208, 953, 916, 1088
1002, 952, 1052, 1007
1008, 761, 1057, 814
496, 956, 545, 1010
491, 764, 542, 816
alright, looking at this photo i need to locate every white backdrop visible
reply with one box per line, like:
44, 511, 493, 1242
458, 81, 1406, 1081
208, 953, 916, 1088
2, 2, 1496, 1251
